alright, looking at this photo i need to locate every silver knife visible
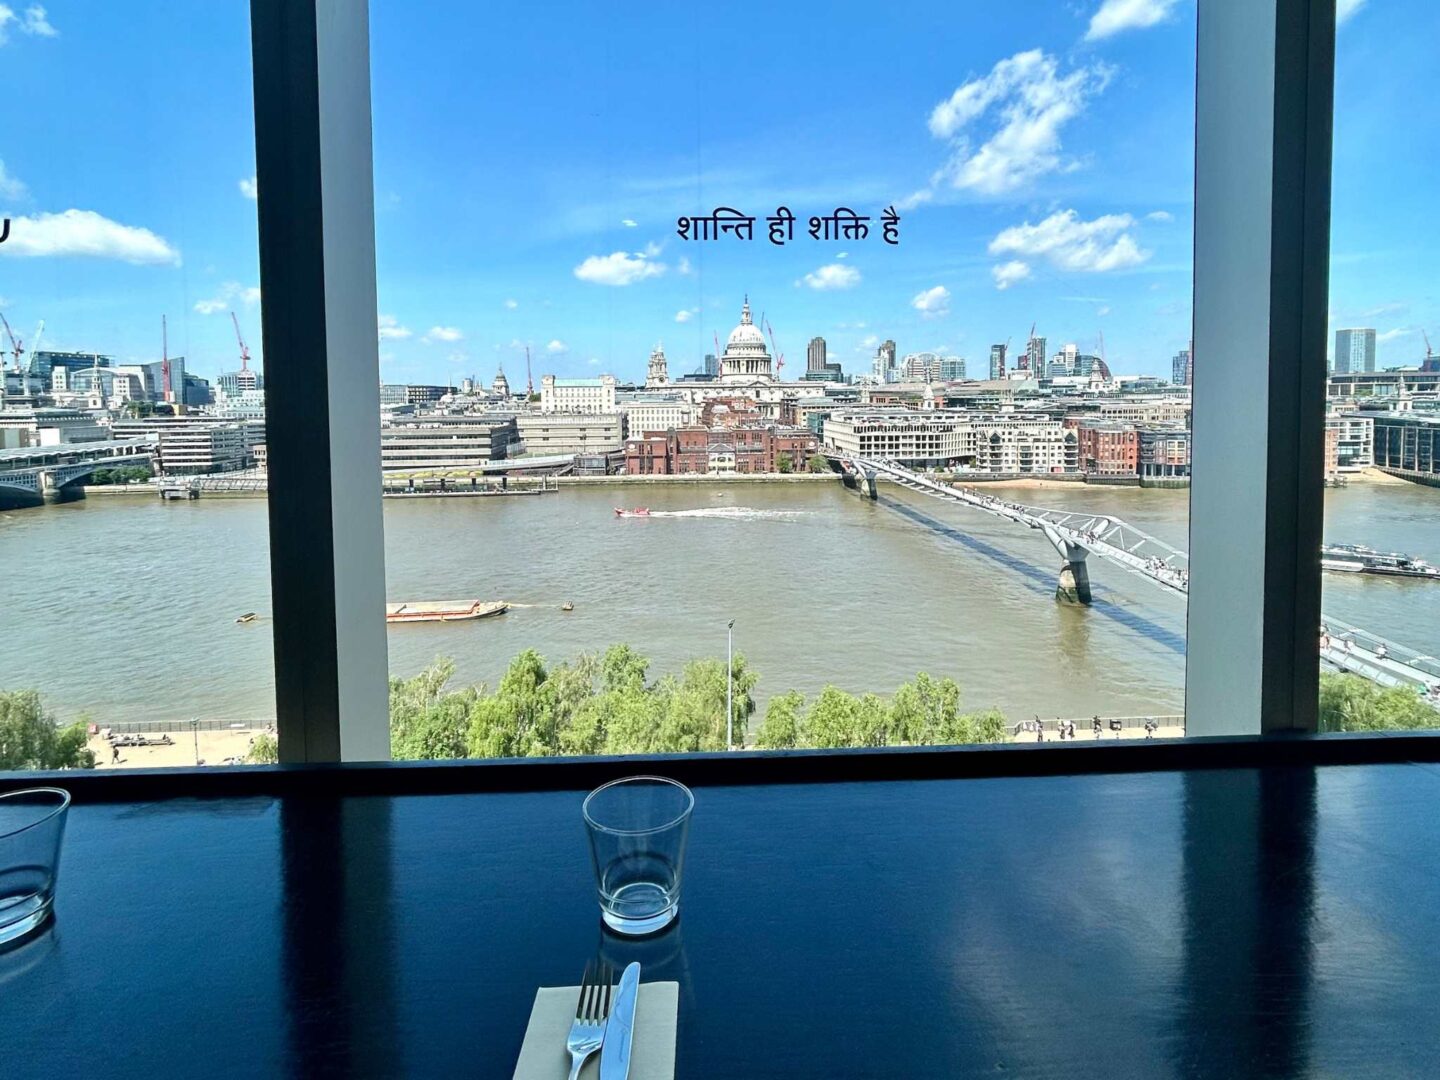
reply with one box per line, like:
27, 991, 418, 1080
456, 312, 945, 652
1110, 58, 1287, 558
599, 962, 641, 1080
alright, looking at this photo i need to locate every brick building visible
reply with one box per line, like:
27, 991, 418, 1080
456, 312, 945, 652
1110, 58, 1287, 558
1075, 422, 1140, 476
623, 424, 817, 475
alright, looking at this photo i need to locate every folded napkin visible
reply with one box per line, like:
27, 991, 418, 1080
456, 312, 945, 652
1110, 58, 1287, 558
512, 981, 678, 1080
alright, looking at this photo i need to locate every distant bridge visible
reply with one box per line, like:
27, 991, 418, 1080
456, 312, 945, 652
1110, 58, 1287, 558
835, 454, 1440, 701
0, 439, 156, 507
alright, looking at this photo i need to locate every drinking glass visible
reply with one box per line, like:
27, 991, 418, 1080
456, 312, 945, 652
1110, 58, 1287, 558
0, 788, 71, 947
583, 776, 693, 936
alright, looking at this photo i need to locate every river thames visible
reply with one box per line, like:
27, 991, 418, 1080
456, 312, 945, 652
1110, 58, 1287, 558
4, 478, 1437, 728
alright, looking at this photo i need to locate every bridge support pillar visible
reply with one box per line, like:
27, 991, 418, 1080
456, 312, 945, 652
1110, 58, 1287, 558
840, 468, 879, 500
1056, 558, 1092, 606
1043, 526, 1092, 605
39, 470, 62, 505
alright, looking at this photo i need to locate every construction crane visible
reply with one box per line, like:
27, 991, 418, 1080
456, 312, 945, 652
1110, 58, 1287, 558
161, 315, 173, 403
524, 344, 533, 397
0, 312, 23, 374
763, 315, 785, 377
231, 311, 251, 371
1425, 330, 1434, 363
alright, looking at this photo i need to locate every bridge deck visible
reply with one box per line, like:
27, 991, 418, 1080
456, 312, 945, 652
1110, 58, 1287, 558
840, 454, 1439, 706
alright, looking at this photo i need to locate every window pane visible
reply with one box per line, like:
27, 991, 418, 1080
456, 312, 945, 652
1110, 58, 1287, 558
370, 0, 1194, 758
1320, 0, 1440, 729
1, 4, 278, 768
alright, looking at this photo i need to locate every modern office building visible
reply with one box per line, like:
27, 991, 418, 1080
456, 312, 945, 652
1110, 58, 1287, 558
989, 344, 1007, 381
807, 337, 827, 373
1325, 413, 1374, 471
1172, 347, 1192, 386
379, 384, 452, 407
1024, 335, 1047, 375
1139, 427, 1192, 483
515, 413, 625, 455
702, 353, 718, 377
111, 415, 265, 473
1334, 328, 1376, 374
1372, 412, 1439, 479
28, 351, 112, 380
1326, 369, 1440, 399
874, 339, 897, 382
217, 368, 264, 397
379, 415, 517, 471
937, 358, 967, 381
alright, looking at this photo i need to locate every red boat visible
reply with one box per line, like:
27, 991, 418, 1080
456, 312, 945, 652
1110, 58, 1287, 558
614, 507, 651, 518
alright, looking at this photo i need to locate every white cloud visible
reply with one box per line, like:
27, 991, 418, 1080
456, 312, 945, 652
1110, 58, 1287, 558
423, 326, 463, 343
677, 256, 693, 276
800, 263, 861, 290
922, 50, 1109, 196
0, 4, 57, 44
989, 209, 1150, 275
1085, 0, 1179, 41
239, 176, 258, 200
504, 298, 518, 310
1376, 327, 1410, 344
546, 339, 568, 354
674, 308, 699, 323
573, 250, 666, 286
586, 357, 601, 367
1337, 0, 1367, 25
378, 314, 412, 340
621, 219, 638, 228
447, 350, 468, 365
0, 159, 27, 201
836, 251, 849, 259
911, 285, 951, 318
1098, 305, 1112, 316
0, 209, 180, 265
194, 281, 261, 315
992, 261, 1032, 290
859, 334, 880, 350
1146, 210, 1173, 222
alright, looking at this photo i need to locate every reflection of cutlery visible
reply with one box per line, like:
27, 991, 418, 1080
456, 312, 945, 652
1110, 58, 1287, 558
599, 962, 641, 1080
566, 959, 613, 1080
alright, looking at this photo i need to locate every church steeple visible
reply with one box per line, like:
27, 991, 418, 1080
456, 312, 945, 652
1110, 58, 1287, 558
741, 295, 752, 326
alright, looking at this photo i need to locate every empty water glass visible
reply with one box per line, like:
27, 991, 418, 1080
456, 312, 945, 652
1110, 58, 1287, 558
583, 776, 693, 936
0, 788, 71, 947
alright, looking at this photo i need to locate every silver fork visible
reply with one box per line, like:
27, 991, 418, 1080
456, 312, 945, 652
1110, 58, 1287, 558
565, 958, 613, 1080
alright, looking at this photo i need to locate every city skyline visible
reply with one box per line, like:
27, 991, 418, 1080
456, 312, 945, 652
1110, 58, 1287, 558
0, 0, 1434, 385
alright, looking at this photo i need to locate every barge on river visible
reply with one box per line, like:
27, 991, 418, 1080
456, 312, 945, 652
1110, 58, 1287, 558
384, 600, 509, 624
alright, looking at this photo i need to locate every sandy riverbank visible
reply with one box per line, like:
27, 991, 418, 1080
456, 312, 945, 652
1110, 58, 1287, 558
89, 728, 270, 768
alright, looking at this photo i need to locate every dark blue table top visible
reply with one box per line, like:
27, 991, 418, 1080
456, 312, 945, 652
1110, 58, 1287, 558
5, 764, 1439, 1078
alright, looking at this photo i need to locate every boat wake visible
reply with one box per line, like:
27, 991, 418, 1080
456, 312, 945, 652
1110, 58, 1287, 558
644, 507, 811, 521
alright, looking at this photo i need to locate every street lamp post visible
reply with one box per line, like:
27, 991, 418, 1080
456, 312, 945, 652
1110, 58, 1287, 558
191, 717, 199, 766
726, 619, 735, 750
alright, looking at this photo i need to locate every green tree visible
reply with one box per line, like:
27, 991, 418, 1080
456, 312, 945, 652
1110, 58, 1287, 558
600, 644, 649, 695
0, 690, 96, 770
807, 453, 832, 474
754, 689, 804, 749
122, 400, 155, 419
775, 453, 794, 474
246, 733, 279, 764
1318, 673, 1438, 732
802, 686, 864, 749
389, 658, 471, 760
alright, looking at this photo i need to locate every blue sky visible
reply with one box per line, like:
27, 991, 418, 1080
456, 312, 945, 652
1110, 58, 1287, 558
0, 0, 1433, 384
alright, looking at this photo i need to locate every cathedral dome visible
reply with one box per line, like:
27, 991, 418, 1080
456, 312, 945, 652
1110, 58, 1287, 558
718, 296, 774, 382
